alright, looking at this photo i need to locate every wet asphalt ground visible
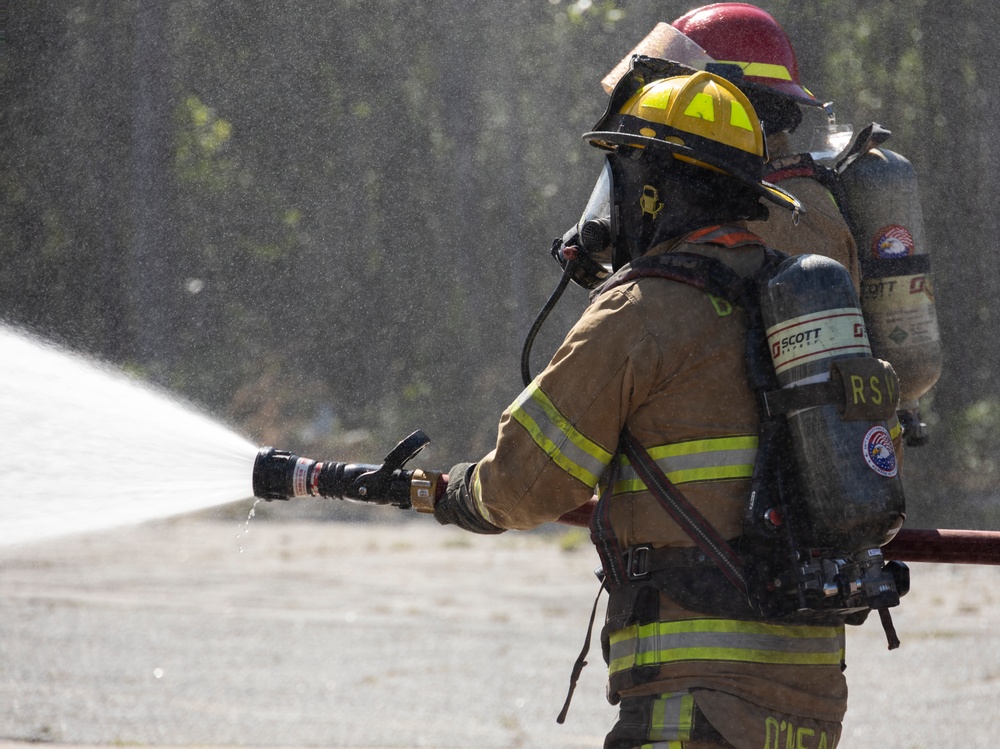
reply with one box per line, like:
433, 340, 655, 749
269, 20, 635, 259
1, 507, 999, 748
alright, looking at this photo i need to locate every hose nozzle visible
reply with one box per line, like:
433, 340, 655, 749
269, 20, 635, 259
252, 447, 307, 501
251, 431, 433, 507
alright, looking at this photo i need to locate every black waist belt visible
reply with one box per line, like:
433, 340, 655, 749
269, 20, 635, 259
622, 544, 718, 580
612, 541, 766, 621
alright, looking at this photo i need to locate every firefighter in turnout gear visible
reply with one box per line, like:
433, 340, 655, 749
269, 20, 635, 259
665, 2, 939, 443
670, 3, 861, 292
434, 71, 859, 749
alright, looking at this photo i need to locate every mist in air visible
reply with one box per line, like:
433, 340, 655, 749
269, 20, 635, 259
2, 2, 999, 530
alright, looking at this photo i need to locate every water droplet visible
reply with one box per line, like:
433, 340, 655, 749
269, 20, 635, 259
235, 498, 263, 552
153, 668, 164, 679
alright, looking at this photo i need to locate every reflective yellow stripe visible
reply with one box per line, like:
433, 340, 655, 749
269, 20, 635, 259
469, 464, 495, 525
683, 92, 716, 121
608, 619, 845, 675
717, 60, 793, 81
888, 415, 902, 441
650, 692, 694, 743
729, 99, 753, 131
509, 383, 613, 487
613, 435, 758, 493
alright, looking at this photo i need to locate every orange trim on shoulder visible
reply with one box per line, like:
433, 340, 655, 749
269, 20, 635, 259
685, 225, 723, 242
685, 225, 764, 248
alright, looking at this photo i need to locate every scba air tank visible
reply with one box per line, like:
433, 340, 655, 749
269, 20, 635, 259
761, 254, 905, 550
839, 148, 942, 444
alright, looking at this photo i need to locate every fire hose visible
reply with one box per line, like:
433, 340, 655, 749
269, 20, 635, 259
252, 431, 1000, 566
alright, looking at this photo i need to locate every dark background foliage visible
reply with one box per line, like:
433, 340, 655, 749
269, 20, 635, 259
2, 0, 997, 528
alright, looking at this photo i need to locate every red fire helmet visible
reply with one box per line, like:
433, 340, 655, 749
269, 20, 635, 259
672, 3, 818, 104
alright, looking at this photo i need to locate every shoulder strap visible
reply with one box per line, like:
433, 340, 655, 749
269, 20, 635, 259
619, 427, 747, 592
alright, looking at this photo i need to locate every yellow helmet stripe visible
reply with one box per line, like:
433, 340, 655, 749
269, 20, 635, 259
729, 100, 754, 131
683, 92, 716, 121
716, 60, 793, 82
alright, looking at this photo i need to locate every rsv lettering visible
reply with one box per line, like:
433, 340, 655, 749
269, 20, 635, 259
849, 371, 896, 407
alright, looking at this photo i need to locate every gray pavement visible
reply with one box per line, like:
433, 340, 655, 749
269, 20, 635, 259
1, 509, 998, 748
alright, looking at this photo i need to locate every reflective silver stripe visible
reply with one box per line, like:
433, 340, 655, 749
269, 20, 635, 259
650, 692, 694, 743
608, 619, 845, 674
613, 435, 758, 492
469, 464, 496, 525
509, 383, 613, 486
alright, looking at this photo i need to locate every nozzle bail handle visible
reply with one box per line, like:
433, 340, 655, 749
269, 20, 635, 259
353, 430, 431, 498
381, 430, 431, 470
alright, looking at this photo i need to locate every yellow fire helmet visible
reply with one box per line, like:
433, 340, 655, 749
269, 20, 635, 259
584, 67, 801, 215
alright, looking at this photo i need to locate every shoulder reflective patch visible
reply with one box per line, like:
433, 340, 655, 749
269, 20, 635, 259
509, 383, 613, 487
707, 293, 734, 317
683, 92, 716, 121
686, 225, 762, 248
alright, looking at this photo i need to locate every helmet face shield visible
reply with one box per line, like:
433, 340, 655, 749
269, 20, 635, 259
602, 22, 714, 93
580, 158, 613, 230
548, 160, 615, 291
567, 161, 615, 287
576, 160, 615, 271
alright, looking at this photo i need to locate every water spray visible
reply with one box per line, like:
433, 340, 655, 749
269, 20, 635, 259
0, 324, 258, 547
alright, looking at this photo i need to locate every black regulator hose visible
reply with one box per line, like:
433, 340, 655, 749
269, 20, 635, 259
520, 260, 577, 386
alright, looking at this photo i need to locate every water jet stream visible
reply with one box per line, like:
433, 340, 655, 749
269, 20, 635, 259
0, 324, 258, 547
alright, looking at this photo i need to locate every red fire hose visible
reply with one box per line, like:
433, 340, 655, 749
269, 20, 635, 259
556, 500, 1000, 565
